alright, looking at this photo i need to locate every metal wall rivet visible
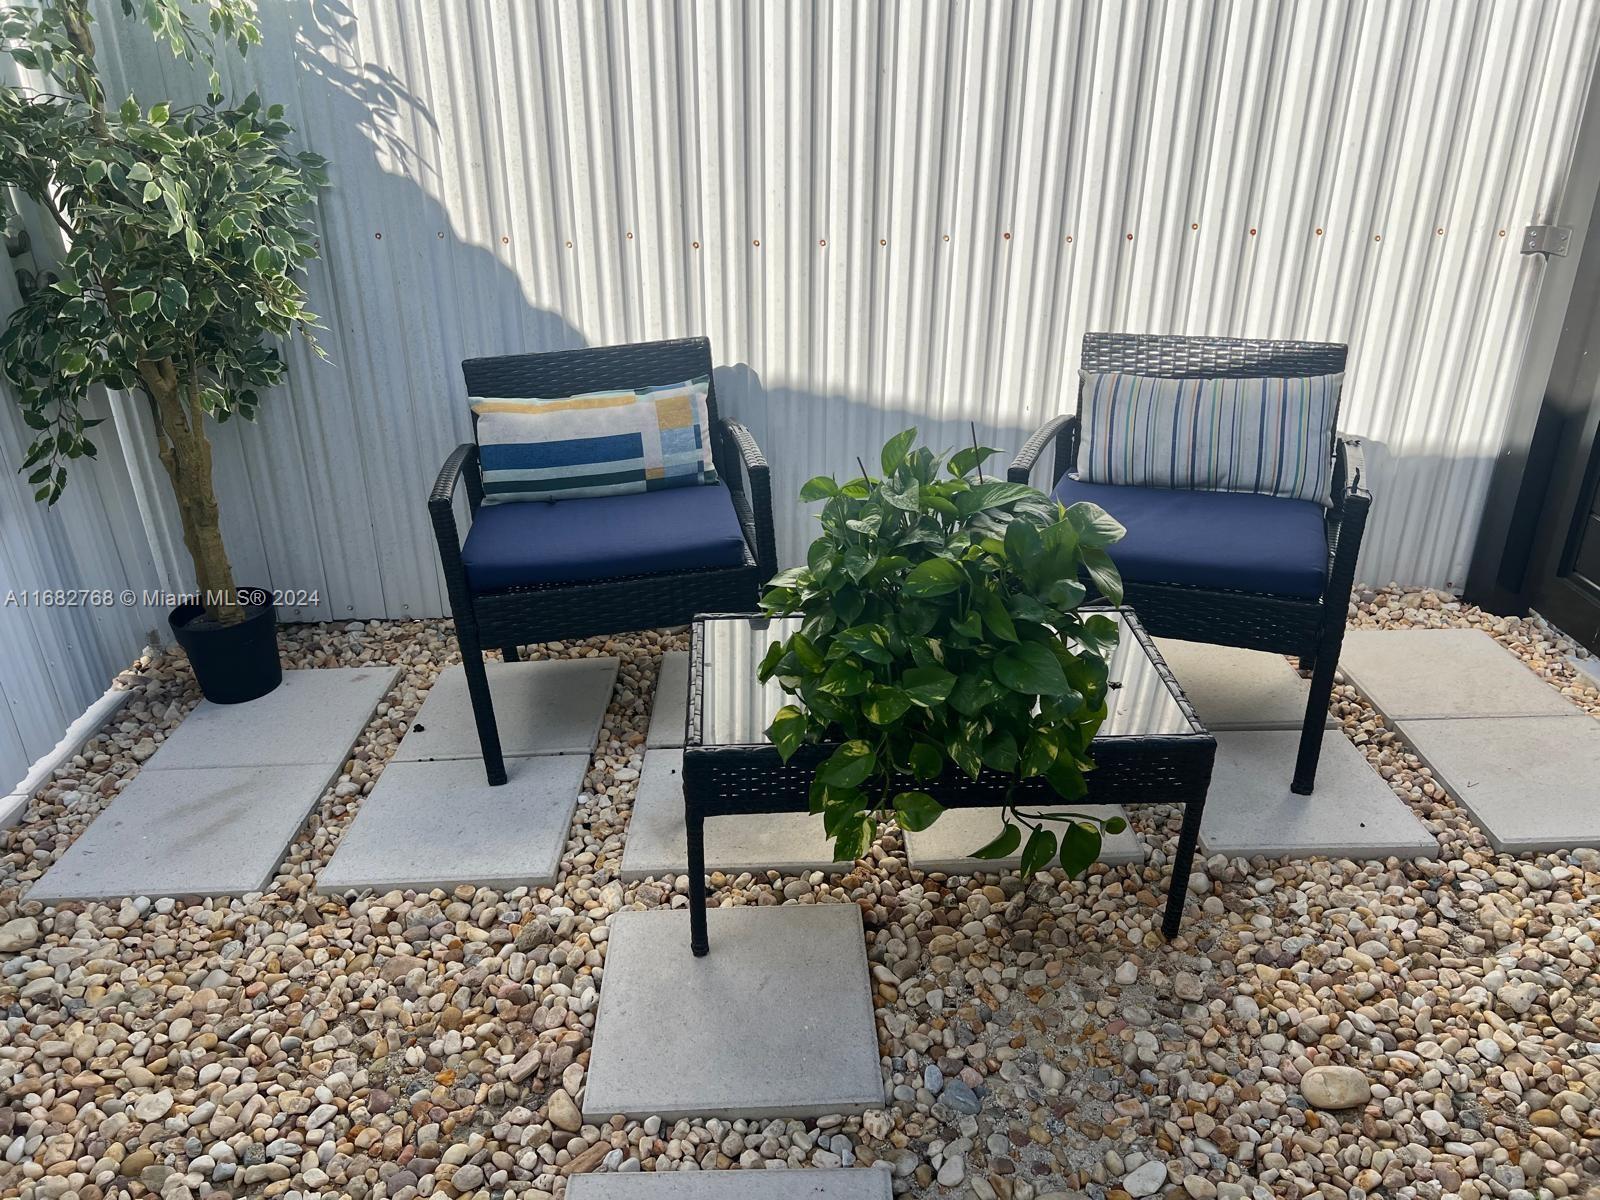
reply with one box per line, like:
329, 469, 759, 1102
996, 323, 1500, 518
1191, 223, 1198, 230
374, 232, 382, 239
1002, 232, 1011, 240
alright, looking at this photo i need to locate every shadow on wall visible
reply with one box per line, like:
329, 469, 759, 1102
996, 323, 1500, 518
270, 3, 1055, 597
196, 4, 1094, 608
116, 0, 592, 625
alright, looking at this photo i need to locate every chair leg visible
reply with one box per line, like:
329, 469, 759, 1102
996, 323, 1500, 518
459, 631, 508, 786
502, 645, 520, 663
1291, 636, 1341, 795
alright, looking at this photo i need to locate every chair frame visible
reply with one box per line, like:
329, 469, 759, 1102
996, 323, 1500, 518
1009, 332, 1370, 795
429, 336, 777, 785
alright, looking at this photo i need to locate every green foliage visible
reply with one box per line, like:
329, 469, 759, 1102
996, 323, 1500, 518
759, 430, 1129, 877
0, 0, 322, 502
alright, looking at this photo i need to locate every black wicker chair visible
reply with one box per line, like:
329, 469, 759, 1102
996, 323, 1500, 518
429, 337, 777, 785
1009, 332, 1370, 794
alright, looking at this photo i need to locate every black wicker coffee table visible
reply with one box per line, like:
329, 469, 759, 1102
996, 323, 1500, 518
680, 607, 1216, 955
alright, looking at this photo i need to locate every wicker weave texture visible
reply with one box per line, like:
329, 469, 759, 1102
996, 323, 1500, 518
1081, 333, 1348, 379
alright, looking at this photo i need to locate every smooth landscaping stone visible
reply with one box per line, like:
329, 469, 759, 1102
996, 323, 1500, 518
904, 804, 1143, 874
620, 749, 839, 880
394, 657, 618, 761
584, 904, 881, 1121
1198, 730, 1439, 860
646, 651, 689, 747
31, 763, 340, 901
1154, 639, 1332, 731
318, 754, 587, 892
145, 667, 399, 769
1390, 714, 1600, 852
567, 1170, 893, 1199
1339, 628, 1585, 720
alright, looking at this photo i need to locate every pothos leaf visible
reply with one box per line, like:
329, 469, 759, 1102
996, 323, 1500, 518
892, 790, 942, 832
970, 822, 1022, 860
1020, 826, 1058, 876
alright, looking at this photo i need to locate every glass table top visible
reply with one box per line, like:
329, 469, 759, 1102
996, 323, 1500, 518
694, 609, 1201, 748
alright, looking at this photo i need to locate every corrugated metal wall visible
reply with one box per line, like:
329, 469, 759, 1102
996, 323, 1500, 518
60, 0, 1600, 626
0, 258, 165, 790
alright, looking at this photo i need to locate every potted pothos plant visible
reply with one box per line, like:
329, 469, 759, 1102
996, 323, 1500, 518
0, 0, 326, 703
758, 429, 1129, 878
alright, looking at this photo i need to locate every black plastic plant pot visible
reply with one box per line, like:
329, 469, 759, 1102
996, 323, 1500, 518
168, 594, 282, 705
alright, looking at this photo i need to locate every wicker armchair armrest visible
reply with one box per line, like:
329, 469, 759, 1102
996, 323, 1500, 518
430, 442, 479, 510
1008, 414, 1079, 484
1332, 435, 1370, 512
429, 443, 480, 604
720, 418, 777, 582
1323, 434, 1371, 604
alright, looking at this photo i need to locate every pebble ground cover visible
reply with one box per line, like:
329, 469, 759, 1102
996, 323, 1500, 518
1, 587, 1597, 1200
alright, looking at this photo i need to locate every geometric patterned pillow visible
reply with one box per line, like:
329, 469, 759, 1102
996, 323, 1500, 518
471, 375, 718, 504
1075, 370, 1342, 506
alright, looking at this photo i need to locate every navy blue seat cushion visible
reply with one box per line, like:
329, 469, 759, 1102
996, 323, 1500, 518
461, 481, 749, 591
1052, 476, 1328, 598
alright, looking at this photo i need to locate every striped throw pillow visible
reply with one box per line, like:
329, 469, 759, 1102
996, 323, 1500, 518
1075, 371, 1342, 505
471, 376, 718, 503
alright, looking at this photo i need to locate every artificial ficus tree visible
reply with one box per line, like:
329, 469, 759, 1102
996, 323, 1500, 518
0, 0, 326, 624
759, 429, 1131, 878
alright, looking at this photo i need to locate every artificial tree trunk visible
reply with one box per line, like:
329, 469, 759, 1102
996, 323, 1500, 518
138, 357, 244, 625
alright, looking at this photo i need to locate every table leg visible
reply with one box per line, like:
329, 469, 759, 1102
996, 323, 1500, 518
686, 803, 709, 956
1162, 796, 1206, 939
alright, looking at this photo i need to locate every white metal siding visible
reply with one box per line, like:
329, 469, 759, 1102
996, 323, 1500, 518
65, 0, 1600, 622
0, 268, 165, 792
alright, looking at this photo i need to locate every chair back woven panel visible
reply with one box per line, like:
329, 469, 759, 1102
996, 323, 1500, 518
1081, 333, 1347, 380
461, 337, 719, 427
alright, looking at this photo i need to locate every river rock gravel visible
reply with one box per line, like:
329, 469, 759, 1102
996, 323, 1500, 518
0, 587, 1596, 1200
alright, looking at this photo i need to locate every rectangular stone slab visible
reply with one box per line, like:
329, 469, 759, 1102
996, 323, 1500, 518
1198, 730, 1439, 860
318, 754, 588, 892
904, 804, 1143, 874
567, 1169, 893, 1199
146, 667, 399, 769
31, 763, 341, 901
620, 750, 839, 879
395, 658, 618, 761
1339, 629, 1585, 721
1389, 714, 1600, 852
646, 652, 689, 747
1154, 639, 1332, 731
584, 905, 883, 1121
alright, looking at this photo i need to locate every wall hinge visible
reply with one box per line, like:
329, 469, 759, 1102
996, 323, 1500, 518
1521, 225, 1572, 257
